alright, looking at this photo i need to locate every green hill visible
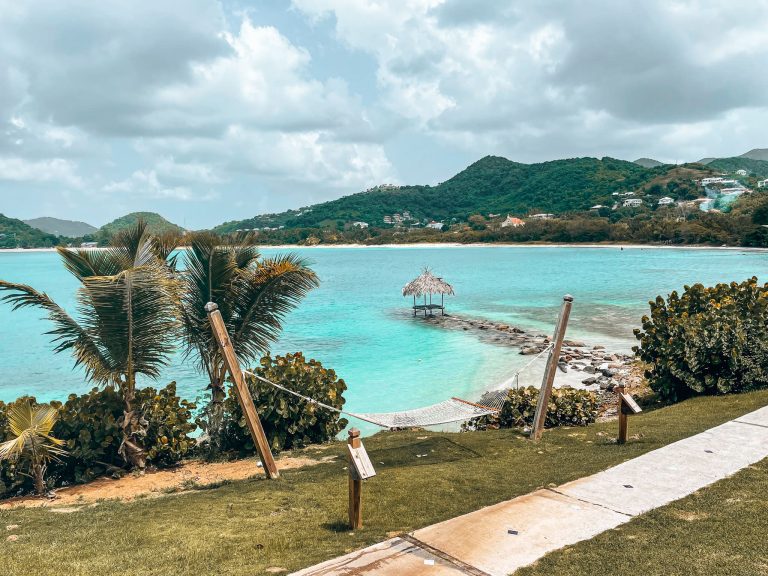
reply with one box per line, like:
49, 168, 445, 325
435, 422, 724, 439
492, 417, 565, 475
215, 156, 710, 233
24, 217, 97, 237
705, 157, 768, 178
0, 214, 61, 248
740, 148, 768, 162
98, 212, 183, 239
633, 157, 665, 168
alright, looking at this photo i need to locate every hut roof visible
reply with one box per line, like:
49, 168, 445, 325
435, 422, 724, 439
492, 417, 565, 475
402, 269, 455, 297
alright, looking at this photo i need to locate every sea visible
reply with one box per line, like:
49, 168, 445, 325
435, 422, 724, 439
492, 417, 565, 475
0, 245, 765, 428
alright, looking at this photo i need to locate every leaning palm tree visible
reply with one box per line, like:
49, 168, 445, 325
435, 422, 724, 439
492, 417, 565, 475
178, 232, 319, 449
0, 222, 180, 469
0, 401, 67, 495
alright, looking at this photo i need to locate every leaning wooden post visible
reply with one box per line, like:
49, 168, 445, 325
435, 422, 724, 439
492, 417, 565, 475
348, 428, 363, 530
530, 295, 574, 442
205, 302, 280, 479
616, 384, 628, 444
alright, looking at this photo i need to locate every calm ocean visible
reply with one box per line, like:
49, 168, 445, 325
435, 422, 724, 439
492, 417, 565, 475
0, 246, 764, 422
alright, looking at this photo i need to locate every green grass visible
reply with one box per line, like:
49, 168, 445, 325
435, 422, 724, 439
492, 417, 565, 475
1, 390, 767, 575
516, 456, 768, 576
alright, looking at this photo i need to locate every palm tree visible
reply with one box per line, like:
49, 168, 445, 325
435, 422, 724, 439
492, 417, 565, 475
178, 232, 319, 449
0, 401, 66, 495
0, 222, 180, 469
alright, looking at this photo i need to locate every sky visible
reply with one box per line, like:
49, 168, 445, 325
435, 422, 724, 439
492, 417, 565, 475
1, 0, 767, 229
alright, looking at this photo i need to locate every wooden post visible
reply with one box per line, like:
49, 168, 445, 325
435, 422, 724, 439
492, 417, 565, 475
205, 302, 280, 479
616, 384, 628, 444
348, 428, 363, 529
530, 295, 574, 442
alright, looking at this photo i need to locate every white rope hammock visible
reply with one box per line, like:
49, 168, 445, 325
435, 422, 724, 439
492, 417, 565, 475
243, 343, 553, 429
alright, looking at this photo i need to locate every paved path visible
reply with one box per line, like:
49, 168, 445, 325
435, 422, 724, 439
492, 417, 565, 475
292, 405, 768, 576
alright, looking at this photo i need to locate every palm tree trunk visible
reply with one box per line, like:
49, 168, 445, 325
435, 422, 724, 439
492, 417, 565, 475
204, 363, 228, 456
118, 375, 147, 470
32, 461, 45, 495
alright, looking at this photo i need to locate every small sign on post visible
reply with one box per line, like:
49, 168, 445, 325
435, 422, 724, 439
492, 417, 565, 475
347, 428, 375, 529
616, 385, 642, 444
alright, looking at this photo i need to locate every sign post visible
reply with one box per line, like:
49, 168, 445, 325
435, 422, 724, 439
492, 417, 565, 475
530, 295, 574, 442
616, 384, 642, 444
205, 302, 280, 479
347, 428, 375, 529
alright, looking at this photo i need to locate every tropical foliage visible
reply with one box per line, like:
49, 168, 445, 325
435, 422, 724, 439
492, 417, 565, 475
0, 401, 66, 494
0, 222, 180, 468
179, 232, 319, 455
203, 353, 348, 456
634, 277, 768, 401
467, 386, 599, 431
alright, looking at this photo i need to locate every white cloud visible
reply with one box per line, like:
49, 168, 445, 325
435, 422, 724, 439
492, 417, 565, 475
102, 169, 217, 202
0, 156, 82, 187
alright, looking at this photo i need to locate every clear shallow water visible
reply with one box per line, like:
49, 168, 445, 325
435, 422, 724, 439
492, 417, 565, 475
0, 246, 765, 430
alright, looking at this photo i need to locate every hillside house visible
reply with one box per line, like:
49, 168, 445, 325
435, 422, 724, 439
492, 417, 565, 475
736, 169, 748, 176
701, 177, 724, 185
590, 205, 605, 211
758, 179, 768, 188
623, 198, 643, 208
500, 215, 525, 228
383, 216, 393, 224
426, 221, 444, 230
352, 221, 369, 229
80, 241, 99, 248
658, 197, 675, 205
530, 213, 554, 220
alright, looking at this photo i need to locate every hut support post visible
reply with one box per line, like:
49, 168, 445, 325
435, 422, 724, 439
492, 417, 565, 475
530, 295, 574, 442
205, 302, 280, 479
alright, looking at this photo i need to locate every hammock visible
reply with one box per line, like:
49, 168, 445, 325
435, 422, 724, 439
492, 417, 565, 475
242, 344, 551, 429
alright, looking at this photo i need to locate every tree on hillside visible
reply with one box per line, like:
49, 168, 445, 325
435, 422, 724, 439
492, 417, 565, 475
177, 232, 319, 455
0, 222, 179, 469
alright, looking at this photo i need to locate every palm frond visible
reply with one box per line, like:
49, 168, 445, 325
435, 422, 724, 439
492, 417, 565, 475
230, 253, 319, 362
80, 262, 181, 382
0, 280, 113, 382
0, 402, 66, 463
57, 246, 128, 279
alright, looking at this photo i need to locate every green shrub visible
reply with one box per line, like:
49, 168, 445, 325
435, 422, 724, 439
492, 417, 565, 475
467, 386, 599, 431
1, 383, 197, 497
207, 352, 348, 456
634, 277, 768, 400
0, 398, 31, 496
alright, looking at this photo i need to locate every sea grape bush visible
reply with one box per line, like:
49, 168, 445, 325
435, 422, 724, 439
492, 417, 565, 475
634, 277, 768, 400
209, 352, 348, 456
466, 386, 598, 431
0, 383, 197, 497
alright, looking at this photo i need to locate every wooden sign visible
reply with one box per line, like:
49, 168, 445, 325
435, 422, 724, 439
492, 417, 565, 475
347, 442, 376, 480
620, 393, 642, 415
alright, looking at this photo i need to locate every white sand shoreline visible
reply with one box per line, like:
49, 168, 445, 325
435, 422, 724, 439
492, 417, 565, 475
3, 243, 766, 253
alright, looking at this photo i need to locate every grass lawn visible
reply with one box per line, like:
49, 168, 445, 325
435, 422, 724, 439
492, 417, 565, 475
516, 456, 768, 576
1, 390, 766, 575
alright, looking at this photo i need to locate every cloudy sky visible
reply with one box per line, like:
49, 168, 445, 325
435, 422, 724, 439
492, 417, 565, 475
1, 0, 767, 229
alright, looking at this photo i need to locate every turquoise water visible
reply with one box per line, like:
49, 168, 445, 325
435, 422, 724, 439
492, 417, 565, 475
0, 246, 765, 428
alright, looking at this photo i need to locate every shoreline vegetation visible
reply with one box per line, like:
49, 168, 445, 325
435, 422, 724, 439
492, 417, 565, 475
3, 241, 768, 253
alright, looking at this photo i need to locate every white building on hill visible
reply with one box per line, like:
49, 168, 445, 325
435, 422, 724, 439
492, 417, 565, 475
501, 215, 525, 228
736, 169, 749, 176
758, 179, 768, 188
658, 197, 675, 205
352, 221, 369, 228
623, 198, 643, 208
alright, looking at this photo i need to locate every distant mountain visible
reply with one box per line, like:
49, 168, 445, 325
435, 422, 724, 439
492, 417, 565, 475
215, 155, 712, 233
24, 217, 97, 237
740, 148, 768, 162
98, 212, 184, 238
697, 157, 717, 165
633, 158, 665, 168
0, 214, 60, 248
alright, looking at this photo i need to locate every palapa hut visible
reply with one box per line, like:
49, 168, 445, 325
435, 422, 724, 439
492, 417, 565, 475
402, 268, 455, 316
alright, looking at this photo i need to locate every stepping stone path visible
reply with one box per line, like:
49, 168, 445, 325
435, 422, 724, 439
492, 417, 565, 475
292, 405, 768, 576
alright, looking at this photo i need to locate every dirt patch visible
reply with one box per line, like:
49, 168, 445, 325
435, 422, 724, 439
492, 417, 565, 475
671, 510, 711, 522
1, 453, 337, 510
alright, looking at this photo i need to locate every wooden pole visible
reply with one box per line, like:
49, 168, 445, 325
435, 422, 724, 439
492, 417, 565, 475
348, 428, 363, 529
205, 302, 280, 479
530, 295, 574, 442
616, 384, 628, 444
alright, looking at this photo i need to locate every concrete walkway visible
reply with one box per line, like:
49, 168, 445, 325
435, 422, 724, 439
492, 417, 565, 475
292, 405, 768, 576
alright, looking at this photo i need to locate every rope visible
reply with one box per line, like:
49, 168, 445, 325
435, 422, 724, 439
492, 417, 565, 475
242, 342, 554, 429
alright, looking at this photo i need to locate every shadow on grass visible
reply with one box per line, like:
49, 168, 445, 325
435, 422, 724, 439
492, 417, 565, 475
367, 436, 481, 469
322, 520, 352, 533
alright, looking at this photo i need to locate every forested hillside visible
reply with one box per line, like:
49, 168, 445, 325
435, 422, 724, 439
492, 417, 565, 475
0, 214, 61, 248
215, 156, 712, 233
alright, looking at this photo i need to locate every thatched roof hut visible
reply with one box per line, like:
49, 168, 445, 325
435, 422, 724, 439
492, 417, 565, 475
403, 269, 454, 316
